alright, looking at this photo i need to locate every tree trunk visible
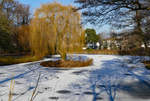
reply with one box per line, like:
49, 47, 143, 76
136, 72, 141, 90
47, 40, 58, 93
143, 41, 148, 49
58, 50, 67, 61
60, 52, 67, 61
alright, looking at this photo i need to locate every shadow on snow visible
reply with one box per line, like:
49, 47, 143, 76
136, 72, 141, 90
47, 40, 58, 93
69, 57, 150, 101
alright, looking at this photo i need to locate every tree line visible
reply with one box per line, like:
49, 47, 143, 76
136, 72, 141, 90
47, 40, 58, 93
75, 0, 150, 50
0, 0, 30, 53
0, 1, 84, 60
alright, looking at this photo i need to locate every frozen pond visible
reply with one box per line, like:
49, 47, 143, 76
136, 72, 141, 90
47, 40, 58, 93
0, 54, 150, 101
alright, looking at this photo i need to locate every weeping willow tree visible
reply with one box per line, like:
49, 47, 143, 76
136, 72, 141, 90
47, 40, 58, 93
29, 2, 85, 59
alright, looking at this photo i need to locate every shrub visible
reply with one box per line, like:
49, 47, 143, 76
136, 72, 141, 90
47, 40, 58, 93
142, 61, 150, 69
40, 59, 93, 68
118, 48, 150, 56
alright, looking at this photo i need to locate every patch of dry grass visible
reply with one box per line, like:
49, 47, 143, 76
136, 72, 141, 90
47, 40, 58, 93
7, 74, 41, 101
40, 59, 93, 68
74, 48, 150, 56
0, 56, 40, 66
8, 80, 15, 101
74, 49, 119, 55
142, 61, 150, 69
30, 74, 41, 101
118, 48, 150, 56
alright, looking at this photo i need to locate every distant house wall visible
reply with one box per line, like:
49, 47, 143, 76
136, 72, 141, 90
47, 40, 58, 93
101, 39, 121, 50
86, 42, 100, 49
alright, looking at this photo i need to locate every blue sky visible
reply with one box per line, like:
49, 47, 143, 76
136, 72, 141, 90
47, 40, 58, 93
18, 0, 111, 35
19, 0, 74, 12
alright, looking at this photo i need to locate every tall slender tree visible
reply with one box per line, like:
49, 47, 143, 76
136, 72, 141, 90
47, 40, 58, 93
30, 2, 85, 59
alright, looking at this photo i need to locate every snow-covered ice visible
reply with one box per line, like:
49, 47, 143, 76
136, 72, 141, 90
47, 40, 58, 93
0, 54, 150, 101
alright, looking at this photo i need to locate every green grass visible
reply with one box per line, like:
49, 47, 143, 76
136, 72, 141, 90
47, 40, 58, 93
0, 56, 40, 65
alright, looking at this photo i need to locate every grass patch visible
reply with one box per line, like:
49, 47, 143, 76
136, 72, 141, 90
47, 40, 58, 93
74, 48, 150, 56
74, 49, 119, 55
40, 59, 93, 68
118, 48, 150, 56
0, 56, 40, 66
142, 61, 150, 69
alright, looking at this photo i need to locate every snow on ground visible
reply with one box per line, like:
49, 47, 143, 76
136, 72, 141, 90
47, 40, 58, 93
0, 54, 150, 101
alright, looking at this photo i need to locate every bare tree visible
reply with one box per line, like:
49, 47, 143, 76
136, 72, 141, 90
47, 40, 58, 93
75, 0, 150, 26
14, 2, 30, 25
75, 0, 150, 49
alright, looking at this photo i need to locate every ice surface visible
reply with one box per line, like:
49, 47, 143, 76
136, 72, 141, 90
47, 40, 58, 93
0, 54, 150, 101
